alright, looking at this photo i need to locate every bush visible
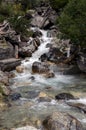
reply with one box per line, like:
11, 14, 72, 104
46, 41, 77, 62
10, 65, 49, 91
9, 15, 30, 35
49, 0, 68, 11
58, 0, 86, 47
0, 3, 13, 22
0, 1, 30, 35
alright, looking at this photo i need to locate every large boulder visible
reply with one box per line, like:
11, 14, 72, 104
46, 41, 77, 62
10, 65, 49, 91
43, 112, 83, 130
55, 93, 75, 100
32, 62, 50, 74
0, 58, 21, 71
19, 37, 40, 58
0, 39, 14, 60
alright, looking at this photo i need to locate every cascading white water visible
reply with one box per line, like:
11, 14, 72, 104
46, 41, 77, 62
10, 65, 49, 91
22, 28, 52, 70
67, 46, 70, 58
15, 28, 74, 85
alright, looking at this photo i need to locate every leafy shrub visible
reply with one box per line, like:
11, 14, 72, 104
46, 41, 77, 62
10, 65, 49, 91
9, 15, 30, 35
58, 0, 86, 47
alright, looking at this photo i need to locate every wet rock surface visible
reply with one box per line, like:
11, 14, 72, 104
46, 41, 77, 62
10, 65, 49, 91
67, 102, 86, 113
55, 93, 75, 100
32, 61, 50, 74
43, 111, 83, 130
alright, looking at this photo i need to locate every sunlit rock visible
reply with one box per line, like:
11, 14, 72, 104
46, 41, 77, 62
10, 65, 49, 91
43, 111, 83, 130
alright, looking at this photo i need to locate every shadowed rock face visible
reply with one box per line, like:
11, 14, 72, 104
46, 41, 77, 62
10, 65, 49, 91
0, 39, 14, 60
0, 58, 21, 71
55, 93, 75, 100
77, 52, 86, 73
43, 112, 83, 130
32, 61, 50, 74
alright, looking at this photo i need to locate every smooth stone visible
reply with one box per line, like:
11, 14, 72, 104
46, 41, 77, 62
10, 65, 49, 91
39, 92, 47, 98
55, 93, 75, 100
16, 66, 24, 73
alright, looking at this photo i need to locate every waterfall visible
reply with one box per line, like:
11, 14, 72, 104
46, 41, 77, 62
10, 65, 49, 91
67, 46, 70, 58
22, 28, 53, 70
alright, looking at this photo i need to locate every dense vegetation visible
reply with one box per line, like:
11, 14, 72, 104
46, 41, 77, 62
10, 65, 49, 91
0, 0, 40, 35
49, 0, 69, 11
58, 0, 86, 47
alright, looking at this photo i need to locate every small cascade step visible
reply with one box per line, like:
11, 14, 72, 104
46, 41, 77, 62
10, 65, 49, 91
0, 58, 21, 71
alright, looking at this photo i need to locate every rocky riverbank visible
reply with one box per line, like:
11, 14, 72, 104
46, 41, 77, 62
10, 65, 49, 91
0, 1, 86, 130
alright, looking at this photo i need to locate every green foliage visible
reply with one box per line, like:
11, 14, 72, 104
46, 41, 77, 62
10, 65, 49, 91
0, 3, 13, 22
9, 15, 30, 35
0, 1, 30, 35
20, 0, 45, 10
58, 0, 86, 47
49, 0, 68, 11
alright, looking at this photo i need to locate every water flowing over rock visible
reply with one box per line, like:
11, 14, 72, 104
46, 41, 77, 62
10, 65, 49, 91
40, 47, 63, 63
42, 112, 83, 130
43, 72, 55, 78
67, 101, 86, 113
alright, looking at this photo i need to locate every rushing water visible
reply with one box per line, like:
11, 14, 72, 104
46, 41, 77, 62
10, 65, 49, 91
0, 28, 86, 130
